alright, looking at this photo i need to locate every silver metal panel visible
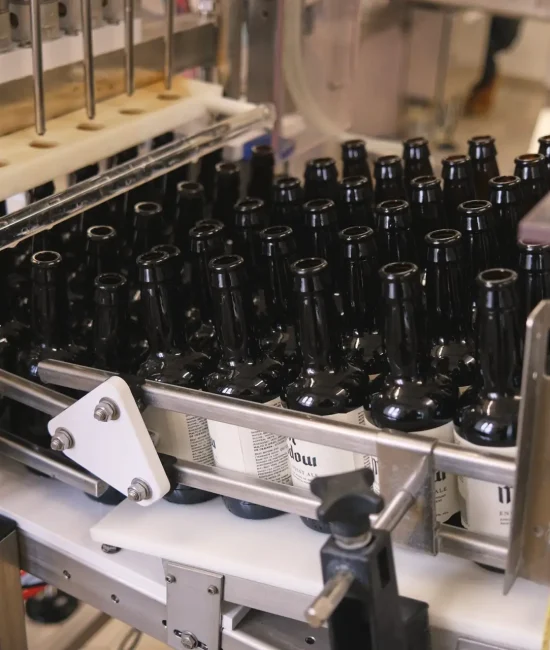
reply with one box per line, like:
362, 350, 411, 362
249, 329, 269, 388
411, 0, 550, 20
0, 529, 27, 650
164, 561, 223, 650
505, 300, 550, 591
438, 525, 507, 571
377, 430, 437, 554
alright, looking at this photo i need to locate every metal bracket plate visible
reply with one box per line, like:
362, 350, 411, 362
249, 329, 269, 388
163, 561, 224, 650
505, 300, 550, 591
377, 430, 437, 554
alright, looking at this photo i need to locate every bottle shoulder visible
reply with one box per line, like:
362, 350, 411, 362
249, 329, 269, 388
205, 356, 284, 401
430, 339, 478, 389
284, 364, 368, 415
370, 374, 458, 432
454, 390, 519, 446
138, 350, 212, 388
343, 331, 387, 376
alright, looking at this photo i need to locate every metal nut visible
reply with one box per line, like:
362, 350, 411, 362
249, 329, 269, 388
127, 478, 152, 502
50, 428, 74, 451
180, 632, 198, 649
207, 585, 218, 595
165, 574, 176, 584
93, 398, 119, 422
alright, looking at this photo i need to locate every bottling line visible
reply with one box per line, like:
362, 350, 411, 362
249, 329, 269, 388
0, 2, 550, 650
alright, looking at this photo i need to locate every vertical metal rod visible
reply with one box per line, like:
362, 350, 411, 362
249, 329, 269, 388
80, 0, 96, 119
124, 0, 134, 95
164, 0, 176, 90
29, 0, 46, 135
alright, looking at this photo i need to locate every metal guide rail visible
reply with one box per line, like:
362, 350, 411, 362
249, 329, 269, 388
0, 302, 548, 593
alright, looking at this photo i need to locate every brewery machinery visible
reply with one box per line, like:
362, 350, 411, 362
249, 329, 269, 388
0, 2, 549, 650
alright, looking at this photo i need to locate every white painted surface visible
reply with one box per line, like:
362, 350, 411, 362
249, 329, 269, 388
48, 376, 170, 505
90, 495, 549, 649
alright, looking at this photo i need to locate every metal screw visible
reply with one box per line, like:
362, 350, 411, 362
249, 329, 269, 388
94, 398, 119, 422
165, 574, 176, 584
50, 428, 74, 451
101, 544, 121, 555
127, 478, 152, 502
207, 585, 218, 595
180, 632, 198, 649
62, 570, 71, 579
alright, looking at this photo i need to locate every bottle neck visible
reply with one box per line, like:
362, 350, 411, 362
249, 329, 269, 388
304, 226, 339, 268
264, 254, 293, 326
213, 285, 260, 364
191, 249, 215, 321
478, 306, 521, 396
518, 268, 550, 326
296, 290, 342, 371
472, 159, 500, 199
340, 258, 378, 334
141, 280, 186, 354
31, 274, 70, 348
425, 260, 468, 342
93, 301, 124, 371
383, 292, 425, 380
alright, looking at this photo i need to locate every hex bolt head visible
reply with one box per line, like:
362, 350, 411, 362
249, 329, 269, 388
165, 574, 176, 584
127, 478, 152, 502
101, 544, 121, 555
180, 632, 198, 649
207, 585, 218, 595
50, 428, 74, 451
94, 398, 119, 422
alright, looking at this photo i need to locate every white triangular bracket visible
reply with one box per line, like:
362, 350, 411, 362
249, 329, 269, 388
48, 376, 170, 506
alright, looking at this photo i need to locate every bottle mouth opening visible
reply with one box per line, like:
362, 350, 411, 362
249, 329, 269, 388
381, 261, 417, 276
236, 197, 263, 211
209, 254, 243, 271
177, 180, 203, 195
261, 225, 292, 237
135, 201, 162, 216
342, 175, 368, 188
443, 154, 469, 164
87, 225, 115, 239
516, 153, 542, 163
32, 250, 61, 265
426, 228, 460, 243
343, 139, 365, 148
377, 155, 400, 165
215, 161, 239, 174
252, 144, 274, 156
308, 157, 335, 168
292, 257, 327, 274
411, 175, 438, 187
151, 244, 180, 258
191, 221, 223, 236
404, 137, 427, 147
275, 175, 300, 189
518, 239, 550, 251
491, 175, 519, 185
539, 134, 550, 144
95, 273, 126, 288
304, 198, 334, 211
478, 268, 517, 284
137, 250, 169, 266
460, 199, 491, 211
379, 199, 407, 210
340, 225, 373, 239
469, 135, 493, 144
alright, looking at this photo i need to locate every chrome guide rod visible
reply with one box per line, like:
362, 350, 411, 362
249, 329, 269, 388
37, 360, 517, 486
81, 0, 96, 119
29, 0, 46, 135
164, 0, 176, 90
124, 0, 135, 95
0, 106, 272, 248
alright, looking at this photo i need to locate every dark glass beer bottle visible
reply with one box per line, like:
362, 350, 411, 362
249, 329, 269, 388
304, 157, 338, 202
174, 181, 206, 254
285, 257, 370, 532
198, 150, 223, 205
513, 153, 549, 213
137, 250, 216, 505
425, 229, 477, 392
517, 241, 550, 329
259, 225, 300, 379
409, 176, 447, 261
213, 161, 241, 230
537, 135, 550, 176
375, 199, 416, 265
247, 144, 275, 205
369, 262, 459, 522
188, 220, 225, 359
339, 176, 374, 229
374, 155, 407, 204
467, 135, 499, 200
403, 137, 433, 186
338, 226, 385, 377
271, 176, 303, 230
205, 254, 290, 520
454, 268, 521, 540
341, 139, 373, 188
442, 155, 476, 230
489, 175, 524, 268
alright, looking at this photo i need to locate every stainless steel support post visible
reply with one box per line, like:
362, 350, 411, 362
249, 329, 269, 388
0, 520, 28, 650
29, 0, 46, 135
218, 0, 244, 98
80, 0, 96, 119
164, 0, 175, 90
124, 0, 134, 95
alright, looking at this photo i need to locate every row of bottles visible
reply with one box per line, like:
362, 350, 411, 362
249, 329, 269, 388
3, 133, 547, 544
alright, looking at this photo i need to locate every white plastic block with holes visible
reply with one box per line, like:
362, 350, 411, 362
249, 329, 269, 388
47, 376, 170, 505
0, 78, 223, 201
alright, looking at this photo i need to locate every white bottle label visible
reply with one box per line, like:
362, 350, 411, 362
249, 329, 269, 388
287, 407, 370, 489
453, 429, 516, 538
367, 419, 459, 523
207, 398, 291, 484
142, 407, 214, 466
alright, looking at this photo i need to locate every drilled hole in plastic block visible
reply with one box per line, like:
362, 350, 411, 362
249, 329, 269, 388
29, 139, 58, 149
77, 121, 105, 131
157, 92, 181, 101
119, 108, 145, 115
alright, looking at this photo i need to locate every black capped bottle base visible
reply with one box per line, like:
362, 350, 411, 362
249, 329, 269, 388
164, 485, 218, 505
222, 497, 284, 520
301, 516, 331, 534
